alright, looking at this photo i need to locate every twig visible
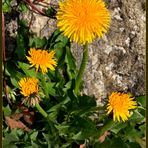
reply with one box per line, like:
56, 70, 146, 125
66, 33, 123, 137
23, 0, 57, 18
28, 11, 34, 29
23, 0, 46, 15
38, 1, 59, 8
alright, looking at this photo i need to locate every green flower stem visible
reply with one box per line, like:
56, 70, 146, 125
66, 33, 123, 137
35, 102, 48, 118
74, 42, 88, 94
42, 75, 49, 99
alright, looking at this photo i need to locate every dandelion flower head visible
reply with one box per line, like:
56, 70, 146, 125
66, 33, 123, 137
107, 92, 137, 122
18, 77, 39, 97
56, 0, 110, 44
26, 48, 57, 74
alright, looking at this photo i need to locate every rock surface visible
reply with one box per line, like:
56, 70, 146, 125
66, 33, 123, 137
5, 0, 146, 99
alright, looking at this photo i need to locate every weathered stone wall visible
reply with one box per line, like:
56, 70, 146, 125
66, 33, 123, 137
5, 0, 146, 99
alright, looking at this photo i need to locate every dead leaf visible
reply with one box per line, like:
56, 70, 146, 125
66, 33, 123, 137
16, 103, 35, 125
11, 113, 23, 120
98, 131, 110, 143
23, 113, 34, 125
5, 116, 31, 132
79, 144, 85, 148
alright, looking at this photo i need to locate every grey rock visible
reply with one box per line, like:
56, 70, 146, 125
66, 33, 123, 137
5, 0, 145, 99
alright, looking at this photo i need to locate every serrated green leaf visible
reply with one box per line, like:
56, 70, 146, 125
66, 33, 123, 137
137, 106, 145, 117
48, 29, 61, 44
2, 0, 11, 13
48, 97, 70, 113
16, 24, 29, 62
50, 30, 69, 51
55, 33, 68, 44
139, 123, 146, 133
61, 142, 72, 148
123, 124, 144, 144
3, 130, 19, 147
24, 144, 39, 148
17, 2, 29, 12
16, 35, 27, 60
48, 104, 61, 115
39, 75, 50, 99
78, 95, 96, 108
46, 82, 56, 96
54, 46, 65, 60
10, 72, 24, 88
69, 95, 96, 116
55, 80, 65, 96
24, 133, 29, 141
48, 111, 58, 121
95, 137, 128, 148
55, 125, 70, 135
63, 81, 72, 93
6, 62, 24, 88
30, 131, 38, 142
110, 122, 128, 134
45, 7, 56, 18
42, 133, 59, 148
31, 142, 40, 148
136, 96, 146, 108
127, 142, 141, 148
3, 143, 18, 148
129, 110, 145, 123
94, 138, 111, 148
3, 104, 12, 116
9, 90, 17, 102
71, 117, 97, 140
3, 64, 11, 76
54, 42, 66, 50
16, 129, 24, 137
42, 133, 51, 147
29, 37, 47, 48
72, 131, 83, 140
18, 62, 36, 77
110, 137, 128, 148
65, 47, 76, 80
11, 78, 19, 88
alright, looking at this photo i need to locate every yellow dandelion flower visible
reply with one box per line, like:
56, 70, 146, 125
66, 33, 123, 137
107, 92, 137, 122
56, 0, 110, 44
26, 48, 57, 74
18, 77, 40, 106
18, 77, 39, 97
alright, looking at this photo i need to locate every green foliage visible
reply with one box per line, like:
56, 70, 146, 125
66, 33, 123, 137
3, 104, 12, 116
65, 46, 77, 80
3, 2, 146, 147
2, 0, 12, 13
6, 61, 25, 88
45, 6, 56, 18
29, 37, 47, 49
136, 96, 146, 108
94, 137, 141, 148
15, 20, 30, 60
18, 62, 36, 77
17, 1, 29, 13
